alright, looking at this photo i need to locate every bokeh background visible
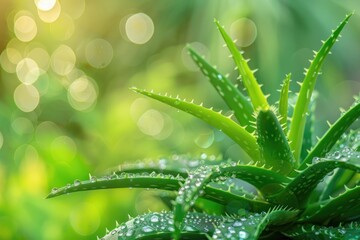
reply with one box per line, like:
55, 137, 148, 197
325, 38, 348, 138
0, 0, 359, 239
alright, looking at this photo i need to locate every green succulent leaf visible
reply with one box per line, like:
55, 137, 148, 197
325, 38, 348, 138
215, 20, 269, 111
300, 93, 316, 162
100, 211, 224, 240
204, 181, 271, 212
212, 207, 299, 240
283, 222, 360, 240
279, 73, 291, 133
320, 136, 360, 200
300, 100, 360, 169
112, 155, 222, 178
269, 159, 360, 208
288, 13, 352, 161
173, 166, 213, 238
47, 172, 184, 199
303, 185, 360, 224
256, 109, 295, 174
131, 87, 260, 160
46, 169, 271, 212
188, 47, 254, 131
173, 163, 290, 238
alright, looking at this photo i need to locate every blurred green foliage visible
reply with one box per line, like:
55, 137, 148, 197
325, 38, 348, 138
0, 0, 359, 239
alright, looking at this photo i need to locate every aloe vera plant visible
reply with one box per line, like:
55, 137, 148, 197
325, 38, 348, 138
47, 13, 360, 239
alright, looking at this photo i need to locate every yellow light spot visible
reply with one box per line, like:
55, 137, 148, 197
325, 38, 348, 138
14, 84, 40, 112
51, 44, 76, 75
68, 76, 97, 111
27, 47, 50, 71
85, 39, 113, 68
19, 145, 47, 195
37, 0, 61, 23
125, 13, 154, 44
137, 109, 164, 136
61, 0, 85, 19
16, 58, 40, 85
69, 200, 100, 235
230, 18, 257, 47
0, 47, 22, 73
50, 13, 74, 40
34, 0, 56, 11
51, 136, 77, 162
14, 15, 37, 42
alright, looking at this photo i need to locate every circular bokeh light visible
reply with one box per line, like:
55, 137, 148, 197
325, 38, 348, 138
125, 13, 154, 44
51, 44, 76, 76
85, 39, 113, 68
14, 15, 37, 42
230, 18, 257, 47
14, 84, 40, 112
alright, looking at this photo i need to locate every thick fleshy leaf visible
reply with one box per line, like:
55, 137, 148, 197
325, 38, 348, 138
205, 180, 271, 212
288, 13, 352, 161
212, 208, 299, 240
188, 47, 254, 131
300, 93, 316, 161
283, 222, 360, 240
269, 159, 360, 208
47, 170, 271, 212
99, 211, 224, 240
320, 134, 360, 200
47, 172, 184, 199
256, 109, 295, 174
173, 166, 213, 238
172, 163, 290, 238
112, 155, 222, 178
215, 20, 269, 111
131, 87, 260, 160
300, 100, 360, 169
279, 73, 291, 133
302, 185, 360, 224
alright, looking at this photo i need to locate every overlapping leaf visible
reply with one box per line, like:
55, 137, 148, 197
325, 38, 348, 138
269, 159, 360, 208
212, 208, 299, 240
283, 222, 360, 240
188, 47, 254, 131
301, 100, 360, 169
100, 211, 224, 240
215, 20, 269, 111
131, 87, 260, 160
256, 109, 295, 174
289, 14, 353, 161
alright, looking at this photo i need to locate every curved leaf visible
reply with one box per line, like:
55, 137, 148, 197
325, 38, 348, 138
112, 155, 222, 178
212, 208, 299, 240
131, 87, 260, 160
269, 159, 360, 208
173, 166, 213, 238
100, 211, 224, 240
47, 170, 271, 212
300, 92, 316, 161
283, 222, 360, 240
215, 20, 269, 111
279, 73, 291, 133
300, 101, 360, 169
173, 163, 289, 238
289, 13, 352, 160
188, 47, 254, 131
303, 185, 360, 224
